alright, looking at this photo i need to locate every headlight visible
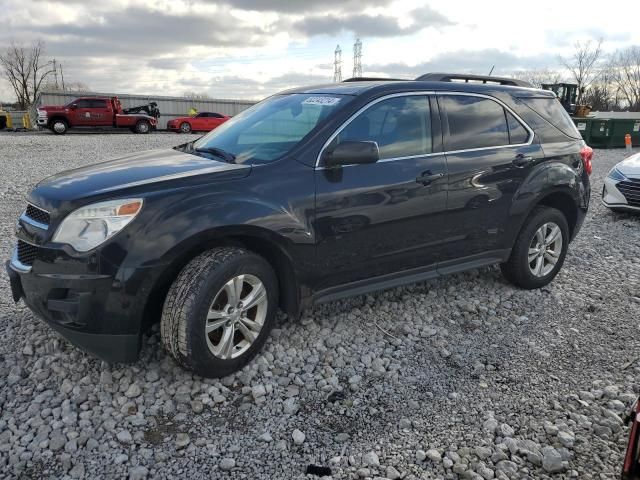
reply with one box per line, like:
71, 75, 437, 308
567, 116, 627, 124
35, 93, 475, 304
607, 168, 628, 182
53, 199, 143, 252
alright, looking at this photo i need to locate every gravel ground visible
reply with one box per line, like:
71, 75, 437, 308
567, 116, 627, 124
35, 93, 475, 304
0, 132, 639, 480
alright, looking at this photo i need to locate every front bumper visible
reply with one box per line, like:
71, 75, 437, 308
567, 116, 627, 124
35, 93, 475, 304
36, 111, 47, 126
6, 241, 156, 363
602, 177, 640, 212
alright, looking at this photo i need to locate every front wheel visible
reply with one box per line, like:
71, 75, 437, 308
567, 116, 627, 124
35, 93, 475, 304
161, 247, 278, 378
500, 206, 569, 289
50, 119, 68, 135
179, 122, 192, 134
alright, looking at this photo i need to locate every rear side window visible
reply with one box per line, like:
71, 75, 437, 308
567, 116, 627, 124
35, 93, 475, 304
90, 100, 107, 108
506, 111, 529, 144
333, 95, 432, 160
521, 97, 581, 139
441, 95, 509, 150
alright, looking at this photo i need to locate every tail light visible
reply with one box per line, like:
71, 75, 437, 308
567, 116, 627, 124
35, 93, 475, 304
580, 145, 593, 175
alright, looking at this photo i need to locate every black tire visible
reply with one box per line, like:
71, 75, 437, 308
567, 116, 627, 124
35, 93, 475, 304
179, 122, 192, 134
50, 119, 68, 135
135, 120, 151, 134
500, 206, 569, 289
161, 247, 278, 378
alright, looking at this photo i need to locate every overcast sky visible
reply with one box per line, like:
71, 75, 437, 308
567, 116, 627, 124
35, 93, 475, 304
1, 0, 639, 101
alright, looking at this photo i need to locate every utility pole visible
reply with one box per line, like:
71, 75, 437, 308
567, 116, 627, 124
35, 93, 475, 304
52, 59, 59, 89
59, 63, 65, 91
352, 38, 362, 78
333, 45, 342, 82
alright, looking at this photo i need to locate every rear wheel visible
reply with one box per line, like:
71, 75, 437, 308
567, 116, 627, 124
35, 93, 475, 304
50, 119, 68, 135
161, 247, 278, 378
135, 120, 150, 134
500, 206, 569, 289
180, 122, 192, 134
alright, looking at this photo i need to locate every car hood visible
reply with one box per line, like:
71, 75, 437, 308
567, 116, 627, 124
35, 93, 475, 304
29, 148, 251, 211
616, 152, 640, 177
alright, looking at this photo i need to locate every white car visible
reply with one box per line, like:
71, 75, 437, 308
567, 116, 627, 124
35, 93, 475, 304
602, 152, 640, 212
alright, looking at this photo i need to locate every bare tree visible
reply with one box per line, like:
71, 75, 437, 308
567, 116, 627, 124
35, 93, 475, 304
0, 40, 56, 109
612, 46, 640, 111
512, 68, 563, 88
41, 80, 91, 93
560, 39, 603, 104
582, 59, 623, 111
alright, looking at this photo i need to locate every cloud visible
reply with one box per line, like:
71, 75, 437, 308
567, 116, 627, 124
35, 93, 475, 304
220, 0, 393, 13
292, 5, 453, 38
28, 7, 272, 58
365, 49, 562, 78
148, 58, 191, 71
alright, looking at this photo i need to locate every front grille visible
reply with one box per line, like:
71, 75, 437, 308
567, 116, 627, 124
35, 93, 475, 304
617, 180, 640, 208
17, 240, 38, 266
25, 204, 50, 226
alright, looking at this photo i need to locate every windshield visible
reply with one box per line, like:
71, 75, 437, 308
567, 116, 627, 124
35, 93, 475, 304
193, 93, 352, 164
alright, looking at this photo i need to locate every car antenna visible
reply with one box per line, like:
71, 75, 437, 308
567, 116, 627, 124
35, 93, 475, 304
488, 65, 495, 76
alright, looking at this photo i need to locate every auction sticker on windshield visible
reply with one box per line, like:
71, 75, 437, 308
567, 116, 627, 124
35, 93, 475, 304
302, 96, 341, 106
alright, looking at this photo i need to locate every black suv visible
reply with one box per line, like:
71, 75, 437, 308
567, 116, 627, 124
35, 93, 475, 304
7, 73, 592, 377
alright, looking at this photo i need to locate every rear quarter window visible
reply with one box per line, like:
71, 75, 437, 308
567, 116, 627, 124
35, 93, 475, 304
521, 97, 581, 139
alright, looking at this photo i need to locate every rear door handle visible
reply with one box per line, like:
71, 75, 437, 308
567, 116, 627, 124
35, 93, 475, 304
513, 154, 534, 167
416, 171, 444, 185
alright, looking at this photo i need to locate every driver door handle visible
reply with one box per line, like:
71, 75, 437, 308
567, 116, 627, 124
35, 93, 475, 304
416, 171, 444, 186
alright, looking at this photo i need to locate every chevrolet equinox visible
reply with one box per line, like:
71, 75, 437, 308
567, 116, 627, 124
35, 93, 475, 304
7, 73, 592, 377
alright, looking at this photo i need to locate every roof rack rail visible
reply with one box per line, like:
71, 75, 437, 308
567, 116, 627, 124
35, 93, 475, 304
342, 77, 406, 82
416, 73, 532, 88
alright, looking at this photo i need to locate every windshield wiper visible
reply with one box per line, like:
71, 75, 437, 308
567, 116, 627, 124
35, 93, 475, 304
194, 147, 236, 163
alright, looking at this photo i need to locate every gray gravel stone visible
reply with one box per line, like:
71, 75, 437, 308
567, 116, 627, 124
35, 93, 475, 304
363, 451, 380, 467
0, 136, 636, 479
292, 429, 305, 445
219, 457, 235, 471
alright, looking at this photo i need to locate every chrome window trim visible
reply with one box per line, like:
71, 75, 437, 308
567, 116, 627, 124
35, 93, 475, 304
314, 90, 535, 169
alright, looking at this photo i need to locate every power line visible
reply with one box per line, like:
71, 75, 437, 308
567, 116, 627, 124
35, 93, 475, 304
333, 45, 342, 82
352, 38, 362, 78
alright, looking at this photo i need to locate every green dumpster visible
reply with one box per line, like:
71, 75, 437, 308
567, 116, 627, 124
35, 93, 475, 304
573, 117, 592, 144
608, 118, 640, 148
588, 118, 612, 148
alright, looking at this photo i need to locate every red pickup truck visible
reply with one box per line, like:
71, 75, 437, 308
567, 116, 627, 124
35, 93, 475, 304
36, 96, 157, 135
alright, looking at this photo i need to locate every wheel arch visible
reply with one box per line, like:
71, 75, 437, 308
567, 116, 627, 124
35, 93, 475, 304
535, 191, 578, 239
141, 227, 300, 331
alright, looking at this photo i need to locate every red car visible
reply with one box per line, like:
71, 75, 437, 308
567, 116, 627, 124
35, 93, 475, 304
167, 112, 230, 133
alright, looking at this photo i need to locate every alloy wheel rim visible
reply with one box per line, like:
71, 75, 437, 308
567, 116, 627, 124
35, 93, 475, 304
528, 222, 563, 277
205, 274, 268, 359
53, 122, 65, 133
181, 123, 190, 133
139, 123, 149, 133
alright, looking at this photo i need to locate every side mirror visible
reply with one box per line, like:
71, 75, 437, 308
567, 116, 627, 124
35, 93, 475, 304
70, 104, 78, 110
322, 141, 379, 167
